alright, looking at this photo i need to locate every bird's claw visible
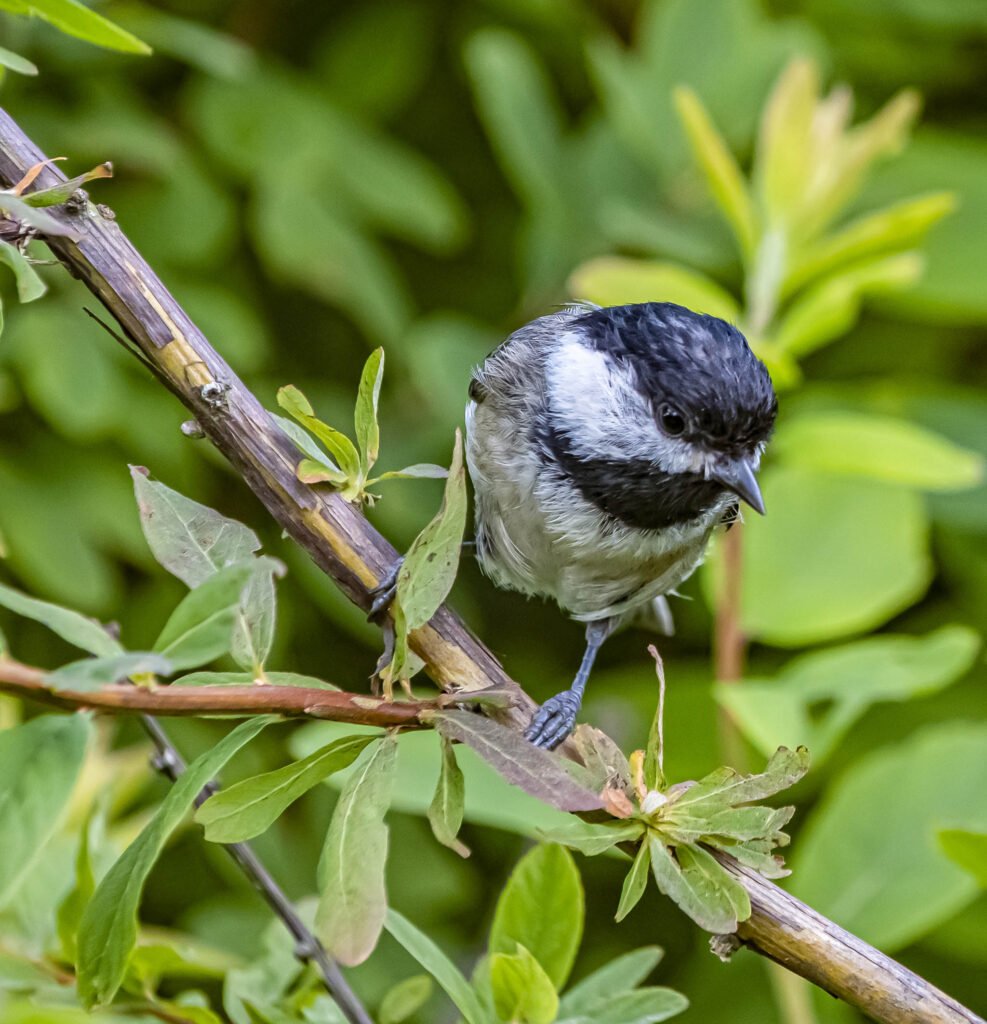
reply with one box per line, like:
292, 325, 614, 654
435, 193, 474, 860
525, 689, 581, 750
367, 558, 403, 622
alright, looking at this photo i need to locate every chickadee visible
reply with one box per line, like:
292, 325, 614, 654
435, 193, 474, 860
465, 301, 777, 749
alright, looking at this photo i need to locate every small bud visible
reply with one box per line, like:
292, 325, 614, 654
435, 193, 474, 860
641, 789, 668, 815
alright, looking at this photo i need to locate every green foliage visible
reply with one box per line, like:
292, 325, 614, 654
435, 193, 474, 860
716, 626, 980, 762
0, 579, 122, 655
388, 845, 687, 1024
77, 716, 274, 1007
427, 733, 469, 857
381, 431, 467, 691
792, 723, 987, 951
278, 349, 447, 506
489, 844, 584, 989
195, 733, 376, 843
0, 2, 986, 1021
0, 714, 90, 907
543, 748, 808, 933
315, 732, 397, 966
132, 467, 282, 674
938, 830, 987, 888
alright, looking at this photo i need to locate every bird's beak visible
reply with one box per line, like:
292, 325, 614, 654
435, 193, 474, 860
713, 458, 766, 515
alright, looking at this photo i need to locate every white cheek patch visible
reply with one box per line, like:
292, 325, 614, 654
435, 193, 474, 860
546, 336, 652, 459
546, 334, 706, 473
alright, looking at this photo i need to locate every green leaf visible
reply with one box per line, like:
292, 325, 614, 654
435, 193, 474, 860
563, 987, 689, 1023
384, 909, 487, 1024
0, 191, 78, 236
276, 386, 361, 482
153, 562, 255, 670
395, 430, 467, 631
56, 806, 98, 963
568, 258, 740, 323
938, 830, 987, 888
803, 88, 920, 240
379, 974, 433, 1024
672, 747, 810, 813
223, 917, 302, 1024
717, 625, 980, 762
616, 840, 652, 923
673, 86, 757, 261
176, 670, 337, 689
370, 463, 448, 483
430, 711, 604, 813
386, 430, 467, 683
489, 843, 583, 989
296, 457, 349, 486
0, 579, 121, 655
772, 252, 923, 358
538, 820, 644, 857
0, 45, 37, 75
647, 836, 747, 934
354, 348, 384, 476
792, 723, 987, 950
103, 6, 253, 79
559, 947, 664, 1017
427, 734, 469, 857
131, 467, 261, 588
24, 0, 151, 54
730, 467, 931, 646
490, 945, 559, 1024
19, 163, 113, 208
231, 559, 280, 674
675, 805, 795, 844
464, 29, 562, 204
132, 472, 279, 672
0, 714, 91, 908
78, 717, 273, 1006
752, 57, 819, 230
272, 413, 342, 469
773, 411, 983, 491
316, 733, 397, 965
786, 192, 955, 294
47, 652, 173, 691
0, 239, 46, 301
196, 734, 377, 843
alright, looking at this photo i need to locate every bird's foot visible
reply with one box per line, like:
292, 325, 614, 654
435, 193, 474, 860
367, 558, 403, 623
525, 688, 582, 750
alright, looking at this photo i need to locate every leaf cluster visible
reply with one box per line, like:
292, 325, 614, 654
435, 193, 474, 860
387, 843, 688, 1024
277, 348, 446, 506
542, 747, 809, 934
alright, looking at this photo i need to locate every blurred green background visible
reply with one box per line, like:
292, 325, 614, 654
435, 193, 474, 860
0, 0, 985, 1022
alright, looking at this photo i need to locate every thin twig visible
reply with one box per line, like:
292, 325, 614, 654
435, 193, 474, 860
0, 109, 982, 1024
0, 656, 450, 725
138, 716, 374, 1024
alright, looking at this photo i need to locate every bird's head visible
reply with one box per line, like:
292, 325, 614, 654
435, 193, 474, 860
543, 302, 778, 525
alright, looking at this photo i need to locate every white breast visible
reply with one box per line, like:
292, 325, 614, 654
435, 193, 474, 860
466, 397, 725, 622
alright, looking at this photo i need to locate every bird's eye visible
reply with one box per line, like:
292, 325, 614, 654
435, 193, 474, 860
659, 405, 686, 436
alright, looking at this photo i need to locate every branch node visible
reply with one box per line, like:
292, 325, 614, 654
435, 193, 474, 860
710, 933, 742, 962
181, 419, 206, 439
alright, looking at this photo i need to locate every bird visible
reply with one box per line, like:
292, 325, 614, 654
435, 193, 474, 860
465, 301, 778, 750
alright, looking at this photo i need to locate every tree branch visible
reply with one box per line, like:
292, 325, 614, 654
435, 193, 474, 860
0, 657, 456, 726
0, 108, 981, 1024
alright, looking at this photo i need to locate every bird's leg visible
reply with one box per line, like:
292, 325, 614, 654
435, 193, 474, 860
367, 541, 476, 694
525, 616, 619, 750
367, 558, 403, 623
367, 540, 476, 623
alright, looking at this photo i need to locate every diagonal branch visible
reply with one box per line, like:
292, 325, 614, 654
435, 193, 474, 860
0, 108, 981, 1024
